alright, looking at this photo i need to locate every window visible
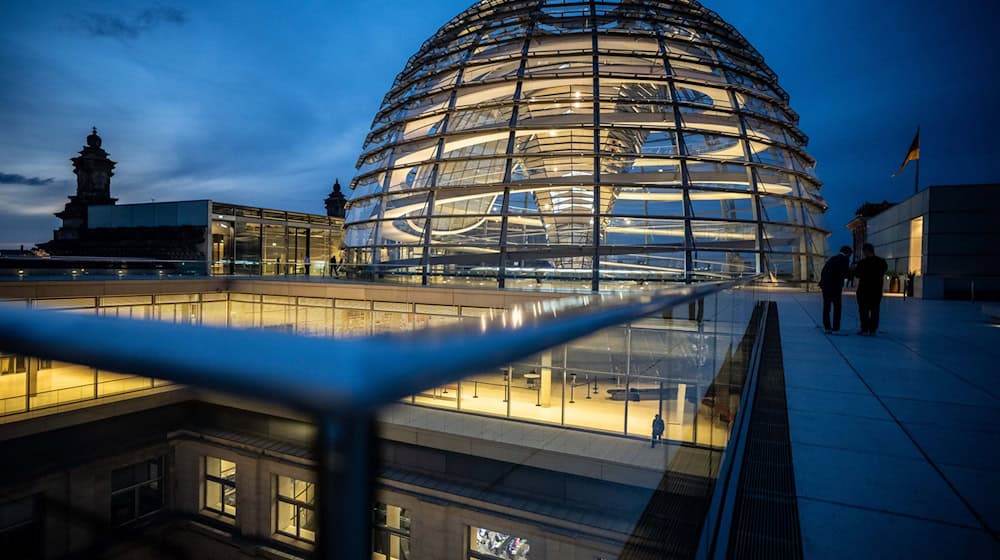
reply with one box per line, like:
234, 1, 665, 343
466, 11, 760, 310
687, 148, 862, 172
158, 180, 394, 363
110, 457, 164, 526
909, 216, 923, 274
204, 457, 236, 517
0, 495, 42, 557
275, 476, 316, 542
469, 526, 531, 560
373, 502, 411, 560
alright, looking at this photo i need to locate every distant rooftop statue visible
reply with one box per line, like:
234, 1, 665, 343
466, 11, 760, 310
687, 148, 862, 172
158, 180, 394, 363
324, 178, 346, 218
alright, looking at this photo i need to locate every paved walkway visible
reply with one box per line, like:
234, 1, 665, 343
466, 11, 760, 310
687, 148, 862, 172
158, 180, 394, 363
771, 291, 1000, 558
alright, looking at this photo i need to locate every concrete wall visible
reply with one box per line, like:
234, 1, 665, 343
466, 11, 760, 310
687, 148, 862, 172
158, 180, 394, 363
865, 189, 929, 275
0, 442, 170, 559
865, 185, 1000, 299
923, 186, 1000, 277
171, 434, 626, 559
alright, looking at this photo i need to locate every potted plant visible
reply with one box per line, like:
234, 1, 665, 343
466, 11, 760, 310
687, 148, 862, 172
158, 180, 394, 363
887, 271, 901, 293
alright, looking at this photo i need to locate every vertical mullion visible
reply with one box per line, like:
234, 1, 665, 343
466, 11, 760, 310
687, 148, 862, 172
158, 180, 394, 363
420, 32, 483, 285
497, 13, 539, 289
656, 32, 696, 283
729, 90, 768, 278
590, 0, 602, 292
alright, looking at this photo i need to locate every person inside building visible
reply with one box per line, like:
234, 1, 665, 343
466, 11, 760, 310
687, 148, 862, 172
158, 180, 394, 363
853, 243, 888, 336
818, 245, 853, 334
651, 413, 665, 448
329, 255, 337, 277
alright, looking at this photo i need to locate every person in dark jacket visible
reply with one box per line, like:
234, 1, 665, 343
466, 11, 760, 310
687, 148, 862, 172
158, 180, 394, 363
853, 243, 888, 336
651, 414, 665, 448
819, 246, 853, 333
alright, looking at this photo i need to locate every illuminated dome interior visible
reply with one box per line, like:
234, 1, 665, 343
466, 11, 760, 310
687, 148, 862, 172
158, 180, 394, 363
344, 0, 829, 290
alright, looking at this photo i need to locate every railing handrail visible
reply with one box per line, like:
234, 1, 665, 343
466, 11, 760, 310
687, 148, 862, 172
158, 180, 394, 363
0, 276, 759, 415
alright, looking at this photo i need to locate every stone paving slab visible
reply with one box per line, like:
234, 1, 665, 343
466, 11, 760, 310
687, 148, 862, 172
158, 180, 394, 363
798, 498, 1000, 559
788, 409, 920, 459
786, 386, 892, 420
768, 290, 1000, 557
792, 442, 977, 526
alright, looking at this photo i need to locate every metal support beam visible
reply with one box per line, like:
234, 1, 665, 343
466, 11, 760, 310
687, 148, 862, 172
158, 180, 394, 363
316, 413, 375, 560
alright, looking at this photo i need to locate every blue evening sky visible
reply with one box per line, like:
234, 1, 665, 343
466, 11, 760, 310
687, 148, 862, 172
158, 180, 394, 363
1, 0, 997, 250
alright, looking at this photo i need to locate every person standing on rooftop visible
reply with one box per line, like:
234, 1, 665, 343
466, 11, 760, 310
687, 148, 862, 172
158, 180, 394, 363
651, 414, 665, 448
819, 245, 853, 334
854, 243, 889, 336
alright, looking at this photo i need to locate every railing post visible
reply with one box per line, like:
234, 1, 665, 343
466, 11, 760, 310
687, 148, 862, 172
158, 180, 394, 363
316, 412, 375, 560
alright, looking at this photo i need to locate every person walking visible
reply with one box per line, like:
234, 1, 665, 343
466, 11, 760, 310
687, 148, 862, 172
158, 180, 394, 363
819, 246, 852, 334
651, 413, 665, 448
328, 255, 337, 277
854, 243, 888, 336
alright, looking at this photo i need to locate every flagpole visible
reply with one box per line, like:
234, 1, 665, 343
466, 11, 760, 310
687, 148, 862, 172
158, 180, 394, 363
914, 125, 920, 195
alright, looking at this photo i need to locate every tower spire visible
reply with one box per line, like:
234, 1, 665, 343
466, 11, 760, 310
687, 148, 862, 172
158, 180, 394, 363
42, 128, 118, 251
325, 178, 347, 218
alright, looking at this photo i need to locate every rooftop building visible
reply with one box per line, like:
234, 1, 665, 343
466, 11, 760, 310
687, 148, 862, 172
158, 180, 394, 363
16, 130, 345, 279
847, 184, 1000, 300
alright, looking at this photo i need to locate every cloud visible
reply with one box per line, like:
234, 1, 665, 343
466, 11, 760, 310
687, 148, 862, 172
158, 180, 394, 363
82, 6, 186, 39
0, 173, 55, 186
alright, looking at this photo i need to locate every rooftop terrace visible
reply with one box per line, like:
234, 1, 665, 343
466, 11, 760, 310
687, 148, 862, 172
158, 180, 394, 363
1, 279, 997, 558
771, 290, 1000, 556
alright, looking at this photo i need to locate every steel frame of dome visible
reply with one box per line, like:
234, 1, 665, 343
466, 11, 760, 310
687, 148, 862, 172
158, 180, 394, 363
344, 0, 829, 291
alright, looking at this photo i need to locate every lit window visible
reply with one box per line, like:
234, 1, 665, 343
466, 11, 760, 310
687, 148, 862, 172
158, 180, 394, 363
110, 457, 164, 526
908, 216, 923, 274
469, 526, 531, 560
204, 457, 236, 517
275, 476, 316, 542
373, 502, 411, 560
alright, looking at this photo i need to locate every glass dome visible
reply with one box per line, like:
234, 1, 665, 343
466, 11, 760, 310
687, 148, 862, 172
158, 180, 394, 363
344, 0, 828, 290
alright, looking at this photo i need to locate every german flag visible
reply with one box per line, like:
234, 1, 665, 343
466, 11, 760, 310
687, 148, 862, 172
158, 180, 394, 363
892, 127, 920, 177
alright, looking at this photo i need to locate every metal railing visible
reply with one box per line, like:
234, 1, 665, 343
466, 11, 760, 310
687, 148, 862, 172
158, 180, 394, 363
696, 299, 769, 559
0, 275, 761, 559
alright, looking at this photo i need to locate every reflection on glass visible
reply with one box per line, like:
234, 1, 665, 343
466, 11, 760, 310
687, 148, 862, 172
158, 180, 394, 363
470, 526, 531, 560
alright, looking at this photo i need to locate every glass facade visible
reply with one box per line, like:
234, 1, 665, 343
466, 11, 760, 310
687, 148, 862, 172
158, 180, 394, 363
0, 280, 764, 557
344, 0, 828, 288
0, 293, 227, 416
210, 203, 343, 277
0, 285, 758, 448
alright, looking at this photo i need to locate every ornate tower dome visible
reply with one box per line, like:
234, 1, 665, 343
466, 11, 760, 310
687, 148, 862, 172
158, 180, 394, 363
344, 0, 828, 289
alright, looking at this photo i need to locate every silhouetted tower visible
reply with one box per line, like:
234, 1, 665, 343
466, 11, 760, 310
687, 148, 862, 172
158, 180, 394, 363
324, 178, 347, 218
52, 127, 118, 241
